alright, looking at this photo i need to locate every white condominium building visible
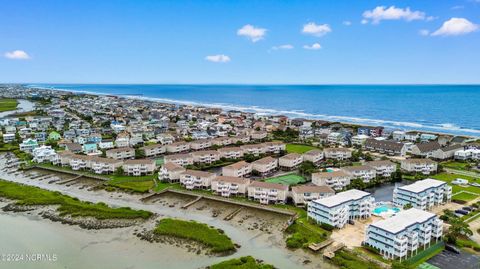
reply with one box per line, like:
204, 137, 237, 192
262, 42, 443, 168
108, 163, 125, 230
166, 141, 190, 153
164, 153, 194, 166
401, 158, 438, 175
191, 150, 220, 164
190, 139, 212, 150
393, 178, 452, 210
247, 181, 288, 204
312, 170, 352, 191
159, 162, 186, 182
307, 189, 375, 228
179, 170, 215, 190
211, 176, 250, 197
252, 156, 278, 176
342, 165, 377, 183
291, 185, 335, 206
106, 147, 135, 160
323, 148, 352, 160
240, 144, 266, 156
32, 145, 58, 163
222, 161, 253, 178
302, 149, 324, 164
278, 153, 303, 170
123, 159, 156, 176
365, 208, 443, 260
141, 144, 166, 157
365, 160, 396, 177
218, 146, 244, 159
263, 142, 286, 154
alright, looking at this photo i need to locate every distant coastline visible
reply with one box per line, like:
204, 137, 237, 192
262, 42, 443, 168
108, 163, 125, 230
27, 84, 480, 138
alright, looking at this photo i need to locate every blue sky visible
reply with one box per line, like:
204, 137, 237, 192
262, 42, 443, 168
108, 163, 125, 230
0, 0, 479, 84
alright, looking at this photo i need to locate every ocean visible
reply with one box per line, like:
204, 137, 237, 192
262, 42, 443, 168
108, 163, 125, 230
27, 84, 480, 137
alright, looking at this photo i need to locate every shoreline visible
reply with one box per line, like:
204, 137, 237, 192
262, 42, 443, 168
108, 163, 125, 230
26, 84, 480, 138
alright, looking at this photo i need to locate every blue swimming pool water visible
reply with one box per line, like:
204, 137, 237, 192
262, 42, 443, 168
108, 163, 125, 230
373, 205, 400, 215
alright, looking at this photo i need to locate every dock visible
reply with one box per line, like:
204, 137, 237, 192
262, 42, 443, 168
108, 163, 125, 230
181, 196, 202, 209
308, 239, 333, 252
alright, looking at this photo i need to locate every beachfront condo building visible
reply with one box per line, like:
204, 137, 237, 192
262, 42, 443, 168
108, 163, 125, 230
278, 153, 303, 170
190, 139, 212, 150
141, 144, 166, 157
323, 148, 352, 160
302, 149, 324, 164
106, 147, 135, 160
123, 159, 156, 176
365, 160, 397, 178
179, 170, 216, 190
166, 141, 190, 153
247, 181, 288, 204
311, 170, 352, 191
365, 208, 443, 260
191, 150, 221, 164
264, 141, 286, 154
393, 178, 452, 210
252, 156, 278, 177
307, 189, 375, 228
240, 144, 266, 156
400, 159, 438, 175
217, 147, 244, 159
211, 176, 250, 197
342, 165, 377, 183
164, 153, 194, 166
159, 162, 186, 182
222, 161, 253, 178
291, 185, 335, 206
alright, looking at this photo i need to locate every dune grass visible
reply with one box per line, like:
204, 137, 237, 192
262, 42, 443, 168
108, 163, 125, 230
0, 179, 152, 220
106, 176, 155, 193
209, 256, 274, 269
0, 98, 18, 112
154, 218, 235, 253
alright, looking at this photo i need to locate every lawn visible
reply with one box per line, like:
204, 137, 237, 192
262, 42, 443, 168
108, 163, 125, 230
106, 177, 155, 193
431, 173, 480, 195
0, 98, 18, 112
286, 143, 319, 154
153, 218, 235, 253
451, 192, 479, 202
442, 161, 473, 171
265, 173, 306, 185
0, 179, 152, 220
209, 256, 274, 269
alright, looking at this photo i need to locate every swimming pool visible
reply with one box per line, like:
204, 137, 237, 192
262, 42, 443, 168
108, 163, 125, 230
372, 205, 400, 216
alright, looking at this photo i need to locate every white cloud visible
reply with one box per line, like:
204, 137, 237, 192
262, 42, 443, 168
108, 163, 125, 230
362, 6, 427, 24
271, 44, 294, 50
4, 50, 30, 60
237, 24, 267, 42
302, 22, 332, 37
451, 5, 464, 10
205, 54, 231, 63
431, 18, 478, 36
419, 29, 430, 36
303, 43, 322, 50
343, 21, 352, 26
361, 19, 369, 25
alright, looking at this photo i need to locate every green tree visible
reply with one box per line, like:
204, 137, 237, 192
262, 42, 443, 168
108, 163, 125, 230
445, 217, 473, 244
403, 203, 413, 210
349, 178, 366, 190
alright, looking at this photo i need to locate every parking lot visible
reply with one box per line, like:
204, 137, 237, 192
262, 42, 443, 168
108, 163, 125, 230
427, 249, 479, 269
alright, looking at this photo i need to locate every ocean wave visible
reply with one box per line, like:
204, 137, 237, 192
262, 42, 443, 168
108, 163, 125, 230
28, 85, 480, 136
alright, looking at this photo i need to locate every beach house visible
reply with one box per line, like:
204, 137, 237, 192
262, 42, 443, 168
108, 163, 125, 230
211, 176, 250, 197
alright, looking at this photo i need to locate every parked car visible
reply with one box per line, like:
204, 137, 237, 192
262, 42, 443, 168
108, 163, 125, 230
455, 209, 469, 215
445, 244, 460, 254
